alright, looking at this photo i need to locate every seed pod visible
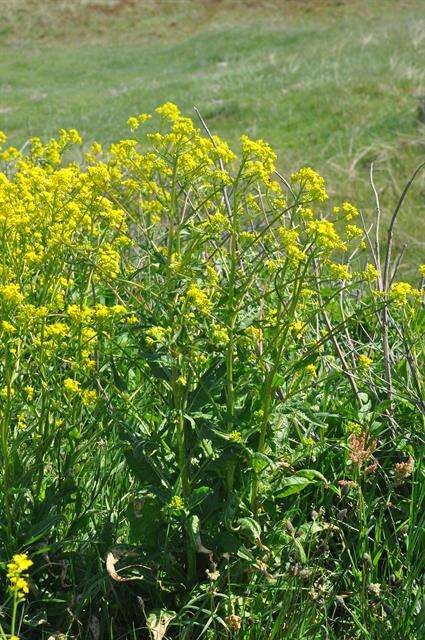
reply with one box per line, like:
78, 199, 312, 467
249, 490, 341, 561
335, 595, 345, 607
285, 520, 295, 536
363, 553, 372, 569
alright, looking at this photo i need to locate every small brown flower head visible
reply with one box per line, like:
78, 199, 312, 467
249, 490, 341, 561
364, 459, 378, 476
348, 433, 376, 466
225, 614, 242, 631
394, 456, 414, 485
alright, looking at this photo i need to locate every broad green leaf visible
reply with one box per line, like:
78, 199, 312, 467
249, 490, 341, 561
250, 451, 274, 473
275, 476, 312, 498
237, 517, 261, 542
297, 468, 328, 483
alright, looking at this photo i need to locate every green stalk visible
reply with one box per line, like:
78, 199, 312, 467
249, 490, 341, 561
166, 155, 196, 582
173, 376, 196, 583
224, 192, 238, 498
0, 347, 14, 552
251, 261, 307, 515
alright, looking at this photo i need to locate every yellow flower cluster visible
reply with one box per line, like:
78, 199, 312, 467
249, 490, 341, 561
341, 201, 359, 220
63, 378, 97, 405
364, 263, 380, 282
389, 282, 422, 306
186, 284, 213, 315
329, 262, 351, 281
241, 134, 277, 184
291, 167, 328, 202
127, 113, 151, 130
7, 553, 33, 599
201, 212, 231, 235
358, 354, 373, 369
146, 326, 169, 345
307, 219, 347, 252
169, 495, 185, 511
278, 226, 306, 264
211, 323, 229, 345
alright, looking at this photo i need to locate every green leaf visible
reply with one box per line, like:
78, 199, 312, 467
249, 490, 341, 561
127, 497, 162, 550
297, 468, 328, 483
237, 517, 261, 542
146, 360, 172, 383
250, 451, 274, 473
186, 515, 212, 554
146, 609, 176, 640
275, 476, 313, 498
188, 486, 211, 509
236, 545, 255, 562
292, 536, 307, 564
188, 360, 226, 411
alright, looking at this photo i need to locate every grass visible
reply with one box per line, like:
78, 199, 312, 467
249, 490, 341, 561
1, 0, 425, 268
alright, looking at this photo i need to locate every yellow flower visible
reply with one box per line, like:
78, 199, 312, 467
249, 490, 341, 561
127, 116, 139, 130
364, 263, 380, 282
346, 420, 362, 436
307, 219, 346, 252
305, 364, 317, 377
2, 320, 16, 333
389, 282, 421, 306
127, 113, 151, 131
25, 386, 34, 401
7, 553, 33, 599
341, 201, 359, 220
290, 320, 305, 338
96, 244, 120, 280
211, 323, 229, 345
186, 284, 213, 315
329, 262, 351, 281
1, 386, 15, 398
8, 554, 33, 572
241, 134, 276, 181
155, 102, 181, 121
45, 322, 69, 340
346, 224, 363, 239
201, 212, 231, 234
145, 326, 168, 345
358, 354, 373, 369
0, 283, 24, 304
291, 167, 328, 202
169, 495, 184, 511
419, 264, 425, 278
81, 389, 97, 406
278, 227, 307, 263
64, 378, 81, 393
229, 430, 243, 443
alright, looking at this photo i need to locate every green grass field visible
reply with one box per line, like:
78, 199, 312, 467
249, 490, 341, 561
1, 0, 424, 268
